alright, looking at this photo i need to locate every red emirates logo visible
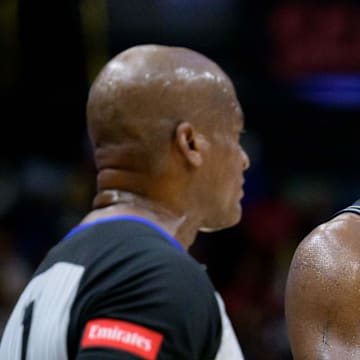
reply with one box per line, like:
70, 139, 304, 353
81, 318, 163, 360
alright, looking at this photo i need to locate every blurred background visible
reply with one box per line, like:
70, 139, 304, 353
1, 0, 360, 358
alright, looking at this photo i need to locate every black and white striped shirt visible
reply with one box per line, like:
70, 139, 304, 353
0, 216, 244, 359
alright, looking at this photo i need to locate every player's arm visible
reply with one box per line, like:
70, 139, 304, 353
285, 216, 360, 359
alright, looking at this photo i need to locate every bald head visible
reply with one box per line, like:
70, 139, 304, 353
95, 44, 228, 85
87, 44, 241, 179
89, 45, 236, 143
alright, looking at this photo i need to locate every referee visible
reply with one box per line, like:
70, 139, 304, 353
0, 44, 249, 359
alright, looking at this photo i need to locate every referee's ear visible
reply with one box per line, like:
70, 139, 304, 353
175, 122, 208, 167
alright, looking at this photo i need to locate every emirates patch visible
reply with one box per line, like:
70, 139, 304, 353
81, 318, 163, 360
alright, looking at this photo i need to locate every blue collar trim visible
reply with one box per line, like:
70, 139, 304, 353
62, 215, 185, 252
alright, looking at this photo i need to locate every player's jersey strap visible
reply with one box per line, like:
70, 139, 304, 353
333, 199, 360, 218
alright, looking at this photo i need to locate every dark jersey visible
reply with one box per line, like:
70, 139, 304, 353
0, 215, 244, 359
332, 199, 360, 217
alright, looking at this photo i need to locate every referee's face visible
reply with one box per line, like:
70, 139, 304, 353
200, 96, 250, 232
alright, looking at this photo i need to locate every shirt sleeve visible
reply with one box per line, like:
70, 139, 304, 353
73, 247, 222, 360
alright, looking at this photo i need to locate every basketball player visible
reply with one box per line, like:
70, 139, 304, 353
286, 199, 360, 358
0, 44, 250, 359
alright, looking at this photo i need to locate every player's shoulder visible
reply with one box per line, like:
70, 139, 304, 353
295, 211, 360, 267
288, 209, 360, 299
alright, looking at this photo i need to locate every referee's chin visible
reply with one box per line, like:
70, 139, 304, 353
199, 206, 242, 233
